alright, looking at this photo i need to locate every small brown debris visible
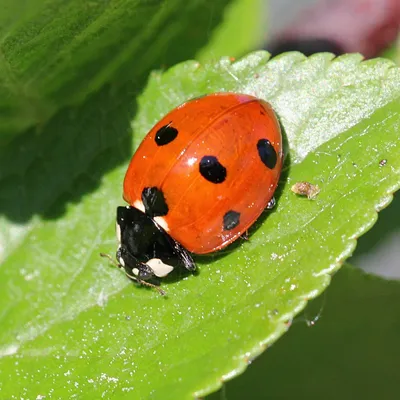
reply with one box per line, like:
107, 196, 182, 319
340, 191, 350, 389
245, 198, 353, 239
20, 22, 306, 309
291, 181, 320, 200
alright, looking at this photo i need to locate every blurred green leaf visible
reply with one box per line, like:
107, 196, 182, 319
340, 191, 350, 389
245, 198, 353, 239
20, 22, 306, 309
351, 190, 400, 278
381, 36, 400, 64
0, 0, 232, 145
197, 0, 264, 61
0, 52, 399, 398
208, 264, 400, 400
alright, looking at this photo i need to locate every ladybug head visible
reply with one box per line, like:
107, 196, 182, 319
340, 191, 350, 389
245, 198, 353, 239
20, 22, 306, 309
116, 206, 195, 281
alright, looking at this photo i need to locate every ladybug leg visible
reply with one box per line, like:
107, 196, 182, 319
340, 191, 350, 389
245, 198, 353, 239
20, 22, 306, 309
266, 197, 276, 210
171, 239, 196, 272
241, 230, 249, 241
124, 268, 166, 296
153, 223, 196, 272
100, 252, 166, 296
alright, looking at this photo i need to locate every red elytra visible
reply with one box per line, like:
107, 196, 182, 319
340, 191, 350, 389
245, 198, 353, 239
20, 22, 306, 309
123, 92, 283, 254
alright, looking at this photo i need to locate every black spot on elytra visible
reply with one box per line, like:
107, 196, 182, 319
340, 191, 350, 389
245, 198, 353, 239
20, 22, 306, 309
257, 139, 277, 169
142, 187, 169, 217
199, 156, 227, 184
155, 124, 178, 146
223, 210, 240, 231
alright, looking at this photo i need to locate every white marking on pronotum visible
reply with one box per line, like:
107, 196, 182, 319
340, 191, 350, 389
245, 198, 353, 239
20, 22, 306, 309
132, 268, 139, 276
154, 216, 169, 232
146, 258, 174, 277
116, 221, 121, 244
133, 200, 145, 213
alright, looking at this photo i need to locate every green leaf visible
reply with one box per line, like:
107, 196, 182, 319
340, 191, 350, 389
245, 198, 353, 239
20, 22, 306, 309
0, 52, 399, 398
381, 36, 400, 65
196, 0, 264, 61
0, 0, 232, 145
207, 264, 400, 399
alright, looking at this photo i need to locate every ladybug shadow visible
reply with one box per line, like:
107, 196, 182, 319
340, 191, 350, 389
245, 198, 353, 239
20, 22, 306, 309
0, 0, 234, 224
156, 259, 201, 287
182, 118, 292, 270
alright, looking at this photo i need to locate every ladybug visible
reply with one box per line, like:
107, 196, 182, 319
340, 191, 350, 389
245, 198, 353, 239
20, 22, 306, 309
104, 93, 283, 292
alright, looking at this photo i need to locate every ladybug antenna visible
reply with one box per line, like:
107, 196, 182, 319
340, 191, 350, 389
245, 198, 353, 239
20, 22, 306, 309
99, 253, 166, 296
100, 252, 120, 267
